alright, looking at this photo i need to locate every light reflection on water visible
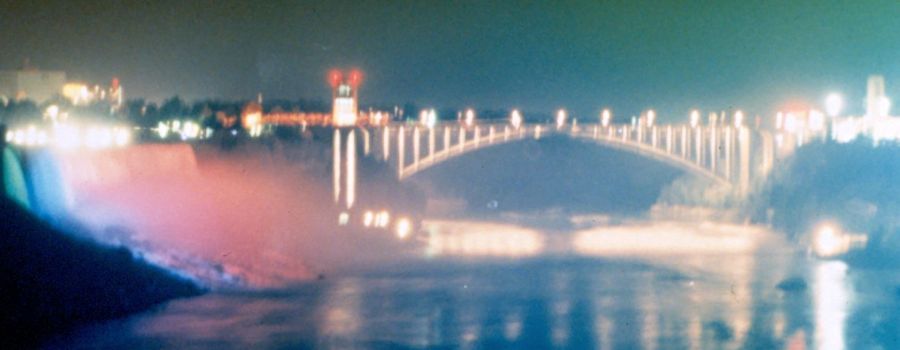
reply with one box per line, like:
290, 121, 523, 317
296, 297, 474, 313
814, 261, 850, 350
48, 220, 900, 349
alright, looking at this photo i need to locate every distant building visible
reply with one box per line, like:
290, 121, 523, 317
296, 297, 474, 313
0, 69, 66, 103
828, 75, 900, 143
865, 75, 890, 119
61, 77, 125, 112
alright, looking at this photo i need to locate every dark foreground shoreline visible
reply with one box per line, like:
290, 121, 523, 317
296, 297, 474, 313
0, 197, 204, 347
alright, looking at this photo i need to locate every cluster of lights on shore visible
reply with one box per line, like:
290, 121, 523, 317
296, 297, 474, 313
155, 120, 214, 140
4, 105, 133, 150
337, 208, 413, 240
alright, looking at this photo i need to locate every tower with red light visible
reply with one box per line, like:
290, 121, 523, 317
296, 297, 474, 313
329, 69, 363, 127
328, 69, 363, 211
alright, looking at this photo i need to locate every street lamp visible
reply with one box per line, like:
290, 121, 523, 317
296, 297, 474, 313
734, 110, 744, 128
464, 108, 476, 127
420, 109, 437, 128
510, 109, 523, 129
556, 109, 567, 129
600, 109, 611, 127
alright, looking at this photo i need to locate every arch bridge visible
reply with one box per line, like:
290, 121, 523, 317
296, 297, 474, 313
331, 121, 779, 209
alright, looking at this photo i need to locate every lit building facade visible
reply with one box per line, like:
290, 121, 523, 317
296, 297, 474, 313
329, 69, 362, 127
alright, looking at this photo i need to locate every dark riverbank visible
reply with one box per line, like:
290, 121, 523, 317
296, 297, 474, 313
0, 197, 203, 347
752, 140, 900, 257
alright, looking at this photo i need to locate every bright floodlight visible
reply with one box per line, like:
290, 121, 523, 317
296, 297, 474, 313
510, 109, 523, 129
734, 110, 745, 128
813, 224, 847, 258
646, 110, 656, 127
600, 109, 611, 127
45, 105, 60, 122
556, 109, 567, 129
420, 109, 437, 128
464, 108, 476, 127
689, 110, 700, 128
395, 218, 412, 240
825, 93, 844, 117
363, 211, 374, 228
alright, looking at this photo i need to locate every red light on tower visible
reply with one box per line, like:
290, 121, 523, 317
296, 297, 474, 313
328, 69, 343, 88
348, 69, 363, 88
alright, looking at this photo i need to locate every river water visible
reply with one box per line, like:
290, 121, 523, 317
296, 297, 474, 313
46, 219, 900, 349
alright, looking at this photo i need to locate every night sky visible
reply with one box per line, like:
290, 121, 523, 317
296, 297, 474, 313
2, 0, 898, 120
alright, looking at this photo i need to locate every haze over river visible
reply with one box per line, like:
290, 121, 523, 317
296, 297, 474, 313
46, 218, 900, 349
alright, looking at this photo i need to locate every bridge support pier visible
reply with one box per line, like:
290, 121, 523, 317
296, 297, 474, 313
429, 127, 436, 161
738, 127, 751, 196
382, 126, 391, 160
413, 127, 421, 172
710, 126, 717, 173
398, 126, 405, 177
694, 127, 703, 165
444, 127, 451, 157
725, 127, 733, 180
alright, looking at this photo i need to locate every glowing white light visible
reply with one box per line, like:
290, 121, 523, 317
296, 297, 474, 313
808, 109, 826, 132
4, 130, 12, 143
36, 130, 48, 146
376, 210, 390, 228
775, 112, 784, 130
157, 122, 170, 139
814, 261, 849, 350
689, 110, 700, 128
556, 109, 567, 129
180, 121, 201, 140
813, 224, 848, 258
54, 123, 81, 149
464, 108, 476, 127
600, 109, 611, 127
876, 96, 891, 117
113, 127, 131, 146
510, 109, 523, 129
338, 212, 350, 226
420, 109, 437, 128
734, 110, 744, 128
395, 218, 412, 239
363, 211, 374, 227
13, 129, 25, 145
84, 126, 114, 149
423, 220, 544, 257
372, 111, 384, 125
784, 113, 799, 133
646, 110, 656, 127
23, 125, 38, 146
825, 93, 844, 117
333, 97, 358, 127
45, 105, 60, 122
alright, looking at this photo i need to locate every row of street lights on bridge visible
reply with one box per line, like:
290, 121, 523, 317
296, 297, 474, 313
417, 107, 752, 130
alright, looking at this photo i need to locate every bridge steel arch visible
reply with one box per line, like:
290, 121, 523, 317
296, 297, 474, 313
384, 122, 760, 189
333, 121, 774, 208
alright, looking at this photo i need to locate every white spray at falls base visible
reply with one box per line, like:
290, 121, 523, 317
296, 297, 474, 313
36, 143, 426, 289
